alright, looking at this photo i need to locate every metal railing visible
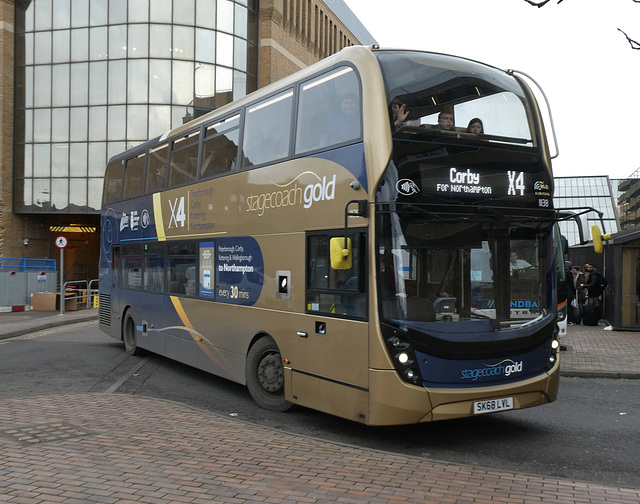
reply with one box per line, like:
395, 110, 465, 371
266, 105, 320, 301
60, 279, 99, 314
0, 258, 56, 272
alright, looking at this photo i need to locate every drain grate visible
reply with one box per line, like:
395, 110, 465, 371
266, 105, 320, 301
0, 422, 93, 445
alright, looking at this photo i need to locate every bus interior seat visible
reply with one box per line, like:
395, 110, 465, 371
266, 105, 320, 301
406, 297, 436, 322
184, 266, 196, 296
170, 266, 186, 294
200, 154, 214, 179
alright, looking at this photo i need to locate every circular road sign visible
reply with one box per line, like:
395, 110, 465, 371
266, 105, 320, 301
55, 236, 68, 249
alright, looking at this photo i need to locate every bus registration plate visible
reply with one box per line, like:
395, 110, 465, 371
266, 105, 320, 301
473, 397, 514, 415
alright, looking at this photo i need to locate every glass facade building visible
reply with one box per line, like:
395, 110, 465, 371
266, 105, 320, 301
14, 0, 258, 214
616, 167, 640, 230
554, 176, 620, 246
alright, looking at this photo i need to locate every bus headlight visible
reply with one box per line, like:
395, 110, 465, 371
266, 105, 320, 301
383, 327, 423, 386
403, 367, 420, 384
388, 335, 409, 349
546, 337, 560, 371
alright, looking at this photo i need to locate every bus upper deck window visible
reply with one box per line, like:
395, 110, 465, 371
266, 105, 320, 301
295, 66, 362, 154
146, 144, 168, 193
103, 161, 123, 204
169, 131, 200, 187
201, 114, 240, 180
123, 153, 146, 199
242, 89, 294, 168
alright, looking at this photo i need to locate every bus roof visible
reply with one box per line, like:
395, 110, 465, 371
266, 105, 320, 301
107, 135, 163, 166
108, 45, 517, 165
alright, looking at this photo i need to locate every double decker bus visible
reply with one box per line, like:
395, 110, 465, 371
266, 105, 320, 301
99, 46, 564, 425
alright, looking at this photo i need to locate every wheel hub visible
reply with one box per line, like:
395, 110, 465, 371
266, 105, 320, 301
257, 354, 284, 393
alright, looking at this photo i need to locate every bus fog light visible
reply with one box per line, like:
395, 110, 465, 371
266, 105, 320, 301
397, 352, 409, 364
404, 368, 419, 382
551, 339, 559, 350
390, 336, 401, 347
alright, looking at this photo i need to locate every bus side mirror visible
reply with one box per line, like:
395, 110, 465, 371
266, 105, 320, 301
330, 237, 352, 270
575, 213, 589, 245
591, 225, 611, 254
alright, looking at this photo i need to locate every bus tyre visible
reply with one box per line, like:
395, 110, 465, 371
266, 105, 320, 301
123, 311, 142, 356
246, 337, 292, 412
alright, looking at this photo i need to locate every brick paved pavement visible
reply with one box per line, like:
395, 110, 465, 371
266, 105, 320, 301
0, 310, 639, 503
560, 323, 640, 379
1, 394, 639, 504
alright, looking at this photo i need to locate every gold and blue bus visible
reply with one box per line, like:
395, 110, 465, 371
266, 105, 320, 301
99, 46, 564, 425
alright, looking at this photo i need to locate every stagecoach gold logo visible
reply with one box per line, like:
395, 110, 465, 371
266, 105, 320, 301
245, 172, 336, 217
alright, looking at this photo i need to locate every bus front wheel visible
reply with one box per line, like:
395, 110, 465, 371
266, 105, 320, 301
246, 337, 292, 411
123, 311, 142, 356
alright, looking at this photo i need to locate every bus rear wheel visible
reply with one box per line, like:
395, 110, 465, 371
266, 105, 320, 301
123, 310, 142, 356
246, 337, 292, 411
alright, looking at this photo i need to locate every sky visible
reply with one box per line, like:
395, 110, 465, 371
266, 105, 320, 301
343, 0, 640, 180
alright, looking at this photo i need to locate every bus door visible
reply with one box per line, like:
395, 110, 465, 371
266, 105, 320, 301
289, 231, 370, 419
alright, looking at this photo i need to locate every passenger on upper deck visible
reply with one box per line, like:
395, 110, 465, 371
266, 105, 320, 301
437, 107, 455, 131
330, 93, 361, 143
466, 118, 484, 134
391, 98, 410, 127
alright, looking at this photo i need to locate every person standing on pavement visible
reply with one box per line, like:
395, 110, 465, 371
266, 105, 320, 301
566, 261, 580, 324
565, 261, 576, 303
582, 264, 604, 300
572, 265, 586, 304
580, 264, 606, 326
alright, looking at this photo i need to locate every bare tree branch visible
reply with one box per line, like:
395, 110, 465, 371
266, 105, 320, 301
523, 0, 563, 6
525, 0, 640, 51
618, 28, 640, 49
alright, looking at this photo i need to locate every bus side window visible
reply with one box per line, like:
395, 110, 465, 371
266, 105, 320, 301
113, 245, 121, 287
167, 243, 197, 296
122, 244, 143, 290
201, 119, 239, 180
169, 131, 200, 187
201, 134, 238, 179
295, 66, 361, 155
144, 243, 165, 292
123, 152, 146, 199
242, 89, 294, 168
103, 161, 124, 204
146, 144, 168, 193
306, 232, 367, 318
